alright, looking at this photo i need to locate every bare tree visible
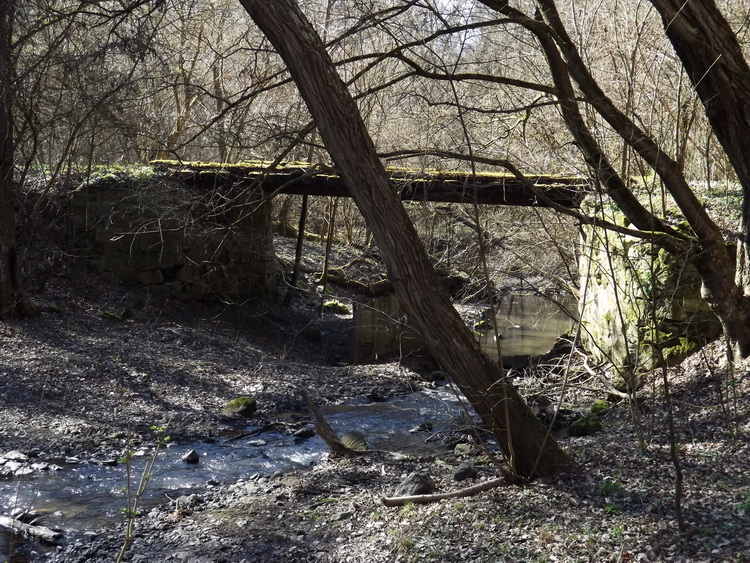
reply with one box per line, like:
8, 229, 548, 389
486, 0, 750, 360
0, 0, 34, 319
238, 0, 572, 479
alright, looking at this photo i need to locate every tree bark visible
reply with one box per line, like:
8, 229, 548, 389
487, 0, 750, 359
238, 0, 571, 479
0, 0, 34, 321
646, 0, 750, 358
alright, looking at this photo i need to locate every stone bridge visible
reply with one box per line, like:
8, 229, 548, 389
152, 160, 590, 208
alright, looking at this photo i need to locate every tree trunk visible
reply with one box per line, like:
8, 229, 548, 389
238, 0, 571, 479
0, 1, 34, 321
498, 0, 750, 359
647, 0, 750, 358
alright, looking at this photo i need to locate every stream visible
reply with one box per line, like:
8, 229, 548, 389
2, 292, 576, 561
1, 386, 466, 561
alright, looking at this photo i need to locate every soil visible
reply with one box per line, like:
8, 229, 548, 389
2, 237, 750, 562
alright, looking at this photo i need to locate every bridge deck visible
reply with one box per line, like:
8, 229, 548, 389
152, 160, 589, 208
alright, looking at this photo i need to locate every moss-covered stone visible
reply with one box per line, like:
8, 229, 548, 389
473, 319, 493, 331
568, 413, 603, 437
590, 400, 610, 415
101, 311, 124, 322
323, 300, 350, 315
579, 199, 722, 372
663, 336, 700, 362
222, 396, 257, 417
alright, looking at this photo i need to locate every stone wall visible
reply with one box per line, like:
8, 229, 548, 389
578, 203, 722, 372
70, 171, 277, 302
353, 294, 424, 363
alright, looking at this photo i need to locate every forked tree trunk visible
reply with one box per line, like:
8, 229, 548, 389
496, 0, 750, 360
0, 1, 33, 321
238, 0, 571, 478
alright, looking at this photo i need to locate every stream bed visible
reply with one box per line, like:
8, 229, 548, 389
1, 386, 467, 561
2, 292, 576, 561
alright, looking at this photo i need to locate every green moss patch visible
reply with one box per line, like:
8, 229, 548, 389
322, 300, 350, 315
222, 396, 257, 417
568, 414, 603, 437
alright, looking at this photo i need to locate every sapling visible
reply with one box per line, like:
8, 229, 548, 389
117, 424, 170, 563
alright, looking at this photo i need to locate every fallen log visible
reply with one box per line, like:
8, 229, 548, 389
0, 515, 62, 544
381, 476, 507, 507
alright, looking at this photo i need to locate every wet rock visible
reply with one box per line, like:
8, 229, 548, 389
2, 450, 29, 462
183, 450, 200, 464
92, 458, 118, 467
394, 472, 436, 496
453, 461, 478, 481
293, 427, 315, 439
503, 354, 531, 370
409, 422, 433, 433
11, 508, 40, 523
424, 370, 447, 382
222, 396, 257, 417
454, 443, 478, 458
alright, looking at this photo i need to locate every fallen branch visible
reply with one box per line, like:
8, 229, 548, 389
300, 388, 357, 457
577, 350, 633, 400
381, 476, 507, 507
0, 515, 62, 544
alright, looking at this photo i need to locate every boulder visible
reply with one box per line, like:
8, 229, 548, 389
394, 472, 436, 497
590, 399, 610, 415
293, 427, 316, 439
222, 396, 257, 417
454, 443, 478, 458
453, 461, 478, 481
568, 413, 603, 436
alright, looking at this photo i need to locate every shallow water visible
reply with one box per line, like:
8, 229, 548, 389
478, 293, 577, 361
0, 386, 464, 561
354, 292, 577, 364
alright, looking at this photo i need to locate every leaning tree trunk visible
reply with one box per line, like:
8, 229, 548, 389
238, 0, 571, 479
648, 0, 750, 358
0, 0, 33, 321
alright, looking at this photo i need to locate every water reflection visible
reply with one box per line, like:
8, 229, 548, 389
353, 292, 577, 364
478, 293, 577, 361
